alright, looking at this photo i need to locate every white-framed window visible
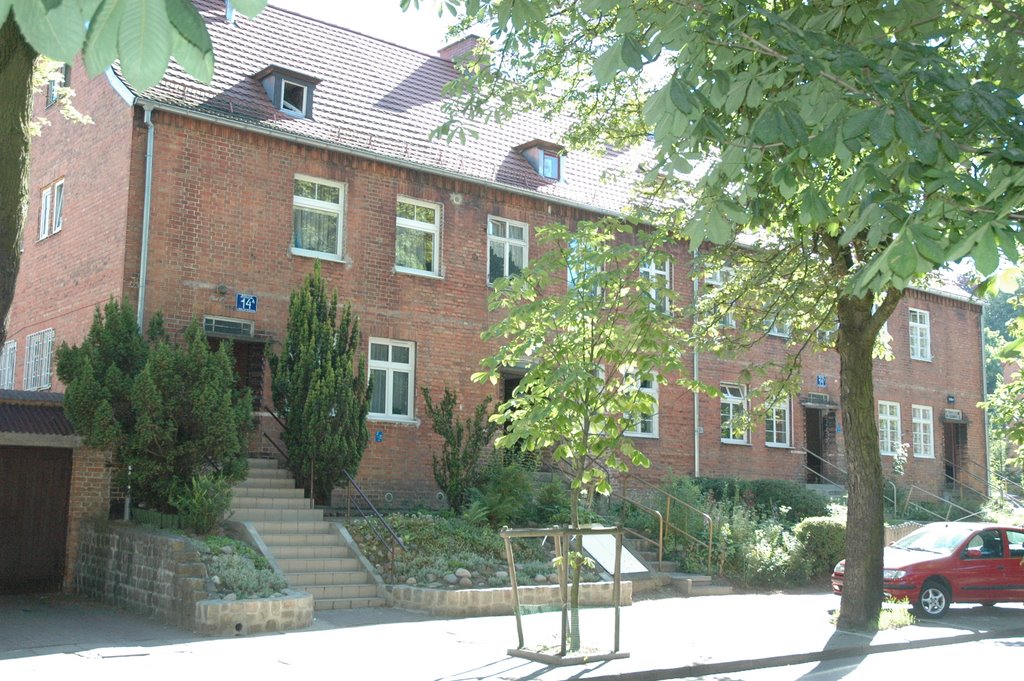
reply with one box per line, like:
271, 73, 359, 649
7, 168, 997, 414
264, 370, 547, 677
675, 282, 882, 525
292, 176, 345, 260
640, 257, 671, 313
704, 267, 735, 327
566, 237, 600, 295
368, 339, 415, 420
720, 383, 748, 444
24, 329, 55, 391
0, 340, 16, 390
396, 197, 441, 276
624, 373, 658, 438
765, 398, 791, 448
911, 405, 934, 458
768, 318, 791, 338
540, 149, 561, 180
909, 308, 931, 361
487, 217, 527, 285
45, 63, 69, 108
39, 179, 63, 240
281, 79, 308, 116
878, 400, 901, 456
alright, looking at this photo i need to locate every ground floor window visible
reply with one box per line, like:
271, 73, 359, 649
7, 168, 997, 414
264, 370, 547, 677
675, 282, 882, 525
369, 339, 415, 420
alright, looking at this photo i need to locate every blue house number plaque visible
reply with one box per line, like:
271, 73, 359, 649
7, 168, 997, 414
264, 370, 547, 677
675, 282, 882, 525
815, 375, 827, 387
236, 294, 258, 313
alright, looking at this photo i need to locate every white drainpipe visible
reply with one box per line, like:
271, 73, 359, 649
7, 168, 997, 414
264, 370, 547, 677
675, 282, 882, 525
693, 275, 701, 477
136, 104, 155, 329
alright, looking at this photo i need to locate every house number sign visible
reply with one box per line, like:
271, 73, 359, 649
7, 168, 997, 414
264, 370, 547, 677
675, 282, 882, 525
235, 294, 258, 313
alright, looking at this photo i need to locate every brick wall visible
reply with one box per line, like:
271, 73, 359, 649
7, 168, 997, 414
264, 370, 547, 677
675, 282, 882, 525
64, 446, 113, 589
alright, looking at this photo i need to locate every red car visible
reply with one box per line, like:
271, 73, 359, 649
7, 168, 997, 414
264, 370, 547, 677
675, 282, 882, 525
831, 522, 1024, 618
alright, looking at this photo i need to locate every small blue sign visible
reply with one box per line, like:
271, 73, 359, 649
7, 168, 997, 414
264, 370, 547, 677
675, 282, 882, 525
235, 294, 258, 313
375, 431, 384, 443
815, 375, 827, 387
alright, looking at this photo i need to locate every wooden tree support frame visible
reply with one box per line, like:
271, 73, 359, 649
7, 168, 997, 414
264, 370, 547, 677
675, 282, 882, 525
501, 525, 630, 666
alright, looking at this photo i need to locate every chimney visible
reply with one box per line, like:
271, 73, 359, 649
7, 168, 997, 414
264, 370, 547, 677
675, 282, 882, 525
439, 35, 482, 63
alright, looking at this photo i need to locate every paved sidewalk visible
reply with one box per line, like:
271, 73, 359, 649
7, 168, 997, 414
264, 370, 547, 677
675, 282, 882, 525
1, 591, 1022, 679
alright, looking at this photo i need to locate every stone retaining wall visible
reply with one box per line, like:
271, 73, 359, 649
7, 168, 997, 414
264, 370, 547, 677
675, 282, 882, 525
75, 520, 312, 635
390, 580, 632, 617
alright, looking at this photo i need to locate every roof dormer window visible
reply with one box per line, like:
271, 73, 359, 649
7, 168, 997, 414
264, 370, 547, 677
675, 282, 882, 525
514, 139, 566, 183
281, 80, 307, 115
253, 65, 321, 119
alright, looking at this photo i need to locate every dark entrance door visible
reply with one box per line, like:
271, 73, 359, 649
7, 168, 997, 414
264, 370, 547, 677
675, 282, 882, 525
209, 338, 265, 410
0, 447, 72, 593
944, 422, 967, 489
804, 408, 825, 483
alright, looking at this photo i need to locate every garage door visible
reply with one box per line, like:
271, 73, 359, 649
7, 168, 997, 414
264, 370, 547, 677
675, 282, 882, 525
0, 447, 72, 593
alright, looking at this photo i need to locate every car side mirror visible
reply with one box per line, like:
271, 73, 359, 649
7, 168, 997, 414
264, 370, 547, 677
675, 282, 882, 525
965, 548, 982, 558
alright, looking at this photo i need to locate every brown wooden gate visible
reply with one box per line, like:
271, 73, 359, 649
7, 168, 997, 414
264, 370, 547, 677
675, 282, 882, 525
0, 447, 72, 593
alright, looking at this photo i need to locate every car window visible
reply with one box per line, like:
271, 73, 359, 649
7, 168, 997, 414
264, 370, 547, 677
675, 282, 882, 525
1007, 530, 1024, 559
963, 529, 1004, 559
895, 525, 973, 553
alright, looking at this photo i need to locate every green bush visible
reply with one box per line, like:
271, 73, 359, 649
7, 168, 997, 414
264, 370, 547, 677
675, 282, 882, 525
197, 537, 286, 598
792, 516, 846, 579
170, 474, 234, 534
694, 477, 828, 522
470, 458, 534, 528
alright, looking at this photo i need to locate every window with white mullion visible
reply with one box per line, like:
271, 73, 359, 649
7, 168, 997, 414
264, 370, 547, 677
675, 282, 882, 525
52, 179, 64, 234
292, 176, 345, 259
640, 257, 671, 313
765, 398, 791, 448
39, 185, 52, 240
487, 217, 527, 284
720, 383, 748, 444
0, 340, 16, 390
704, 267, 736, 327
878, 400, 901, 456
24, 329, 55, 391
368, 339, 415, 420
912, 404, 934, 458
396, 197, 441, 276
624, 373, 658, 437
909, 308, 931, 361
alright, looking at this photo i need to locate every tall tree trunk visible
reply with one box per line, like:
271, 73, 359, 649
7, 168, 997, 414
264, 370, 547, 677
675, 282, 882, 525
835, 294, 885, 630
0, 15, 37, 347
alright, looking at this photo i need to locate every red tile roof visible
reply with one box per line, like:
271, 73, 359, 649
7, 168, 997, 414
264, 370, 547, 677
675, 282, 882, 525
121, 0, 647, 215
0, 391, 75, 437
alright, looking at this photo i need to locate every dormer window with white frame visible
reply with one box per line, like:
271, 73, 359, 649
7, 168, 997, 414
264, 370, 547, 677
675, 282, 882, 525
515, 139, 566, 182
253, 65, 321, 119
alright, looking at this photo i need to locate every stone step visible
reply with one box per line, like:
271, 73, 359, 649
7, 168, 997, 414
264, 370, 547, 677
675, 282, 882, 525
245, 467, 292, 479
691, 583, 734, 596
250, 520, 331, 534
286, 570, 372, 587
649, 560, 679, 573
247, 457, 282, 468
234, 477, 297, 490
303, 584, 380, 600
669, 573, 733, 597
230, 508, 323, 522
231, 496, 310, 512
277, 557, 359, 573
314, 597, 386, 611
231, 487, 308, 501
261, 532, 344, 547
272, 544, 352, 559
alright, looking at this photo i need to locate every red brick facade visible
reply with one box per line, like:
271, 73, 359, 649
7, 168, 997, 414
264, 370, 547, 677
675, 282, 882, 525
8, 19, 987, 510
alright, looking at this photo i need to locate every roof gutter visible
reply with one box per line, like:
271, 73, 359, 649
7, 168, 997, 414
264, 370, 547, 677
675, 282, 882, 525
132, 97, 624, 219
137, 104, 155, 330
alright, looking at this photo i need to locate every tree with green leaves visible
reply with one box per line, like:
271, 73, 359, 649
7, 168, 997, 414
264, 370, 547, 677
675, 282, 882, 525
474, 217, 688, 650
57, 300, 252, 513
433, 0, 1024, 630
269, 263, 371, 505
422, 386, 499, 514
0, 0, 266, 346
987, 286, 1024, 459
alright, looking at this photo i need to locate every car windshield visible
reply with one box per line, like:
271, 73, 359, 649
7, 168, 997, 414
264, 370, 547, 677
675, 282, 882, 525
893, 525, 975, 554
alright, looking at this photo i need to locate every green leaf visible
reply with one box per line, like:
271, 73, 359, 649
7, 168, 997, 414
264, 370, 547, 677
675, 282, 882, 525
12, 0, 87, 61
893, 107, 921, 148
83, 0, 126, 75
917, 133, 938, 165
166, 0, 214, 83
621, 35, 643, 70
669, 77, 694, 114
228, 0, 266, 17
973, 226, 1000, 274
117, 0, 173, 91
843, 108, 877, 141
869, 110, 894, 147
593, 40, 623, 85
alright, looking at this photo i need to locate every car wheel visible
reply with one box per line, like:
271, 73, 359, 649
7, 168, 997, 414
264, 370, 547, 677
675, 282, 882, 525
914, 581, 950, 618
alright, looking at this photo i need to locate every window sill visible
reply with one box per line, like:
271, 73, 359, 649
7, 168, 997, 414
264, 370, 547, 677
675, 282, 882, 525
625, 432, 658, 440
912, 453, 935, 459
368, 415, 421, 427
290, 247, 347, 264
910, 356, 933, 363
394, 266, 443, 280
766, 443, 791, 449
720, 440, 750, 446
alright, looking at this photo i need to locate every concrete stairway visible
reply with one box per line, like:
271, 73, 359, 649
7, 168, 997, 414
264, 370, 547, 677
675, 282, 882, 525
230, 458, 385, 610
626, 543, 733, 597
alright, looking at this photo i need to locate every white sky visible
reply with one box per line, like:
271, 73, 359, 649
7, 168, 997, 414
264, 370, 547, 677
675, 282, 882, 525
269, 0, 463, 55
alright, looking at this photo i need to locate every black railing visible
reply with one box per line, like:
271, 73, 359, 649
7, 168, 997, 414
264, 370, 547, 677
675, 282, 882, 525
341, 471, 406, 579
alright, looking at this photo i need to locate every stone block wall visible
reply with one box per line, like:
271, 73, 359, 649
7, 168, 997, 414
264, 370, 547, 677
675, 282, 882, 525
76, 520, 208, 630
390, 581, 632, 617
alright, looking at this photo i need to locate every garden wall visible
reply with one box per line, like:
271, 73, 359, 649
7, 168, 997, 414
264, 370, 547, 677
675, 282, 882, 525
390, 580, 632, 617
75, 520, 312, 634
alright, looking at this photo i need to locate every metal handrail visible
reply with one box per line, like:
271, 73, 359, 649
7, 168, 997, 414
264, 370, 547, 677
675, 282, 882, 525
902, 484, 979, 521
341, 470, 406, 579
615, 472, 714, 575
959, 457, 1024, 498
609, 491, 664, 563
797, 447, 848, 483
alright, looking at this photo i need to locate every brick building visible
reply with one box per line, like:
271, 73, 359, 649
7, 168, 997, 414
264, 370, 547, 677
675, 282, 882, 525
3, 1, 987, 509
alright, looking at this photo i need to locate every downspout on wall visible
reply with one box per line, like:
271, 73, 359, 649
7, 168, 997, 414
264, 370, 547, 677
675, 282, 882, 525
980, 301, 991, 496
136, 104, 155, 329
693, 275, 701, 478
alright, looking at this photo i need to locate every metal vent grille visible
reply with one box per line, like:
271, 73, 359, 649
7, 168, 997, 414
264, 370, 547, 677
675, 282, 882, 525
203, 316, 254, 338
